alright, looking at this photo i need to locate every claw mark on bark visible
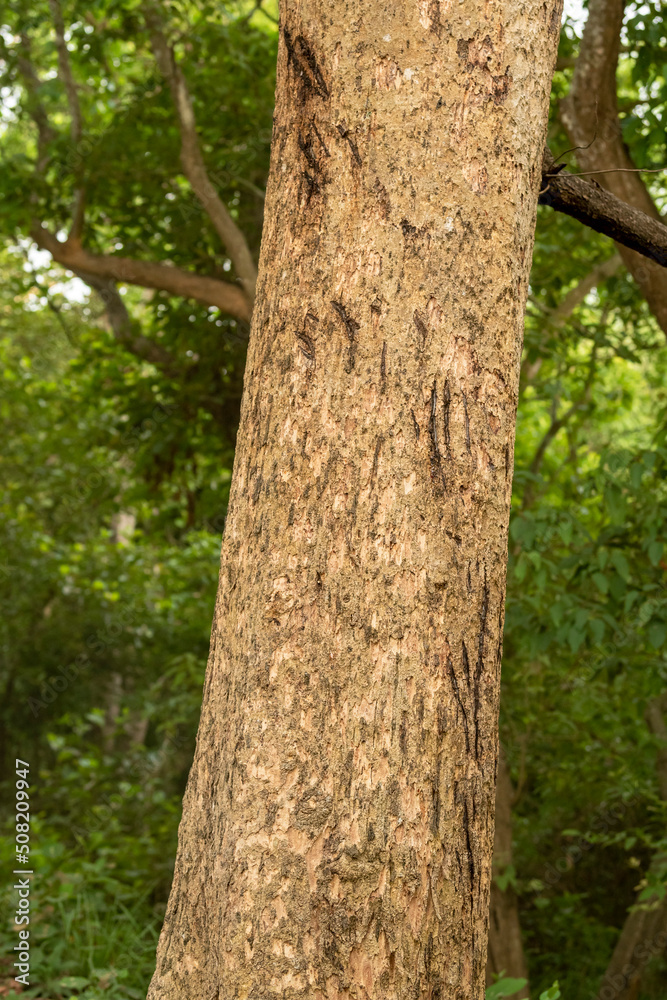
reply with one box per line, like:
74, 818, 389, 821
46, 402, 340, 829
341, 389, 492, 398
429, 382, 446, 490
311, 120, 330, 156
463, 391, 471, 453
298, 125, 330, 203
380, 340, 387, 384
475, 567, 489, 757
443, 379, 452, 457
463, 797, 475, 885
461, 639, 471, 688
336, 121, 362, 166
411, 408, 420, 441
331, 300, 360, 372
413, 309, 428, 345
283, 27, 329, 100
296, 329, 315, 360
447, 656, 470, 753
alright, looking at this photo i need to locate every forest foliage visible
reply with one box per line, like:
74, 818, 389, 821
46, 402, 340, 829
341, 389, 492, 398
0, 1, 666, 998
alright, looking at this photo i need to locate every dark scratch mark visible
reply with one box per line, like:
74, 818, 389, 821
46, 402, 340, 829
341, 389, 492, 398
283, 27, 329, 100
301, 171, 319, 202
475, 567, 489, 757
296, 329, 315, 360
443, 380, 451, 457
311, 120, 330, 156
504, 443, 510, 480
448, 656, 470, 753
330, 300, 360, 372
336, 122, 362, 166
463, 797, 475, 885
461, 639, 471, 688
463, 391, 471, 454
370, 435, 382, 484
429, 0, 443, 37
413, 309, 428, 345
411, 408, 420, 441
429, 382, 446, 490
380, 340, 387, 383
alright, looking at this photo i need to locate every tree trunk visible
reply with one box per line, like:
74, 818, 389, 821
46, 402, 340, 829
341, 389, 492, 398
147, 3, 562, 998
594, 696, 667, 1000
486, 751, 530, 997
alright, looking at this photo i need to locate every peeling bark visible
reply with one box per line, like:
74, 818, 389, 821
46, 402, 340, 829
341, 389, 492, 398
147, 2, 562, 997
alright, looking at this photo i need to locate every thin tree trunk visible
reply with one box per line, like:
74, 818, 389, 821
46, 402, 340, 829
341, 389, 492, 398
486, 751, 530, 998
594, 697, 667, 1000
148, 3, 562, 997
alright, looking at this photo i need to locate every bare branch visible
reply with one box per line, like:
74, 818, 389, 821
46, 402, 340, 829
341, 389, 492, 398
144, 5, 257, 303
11, 37, 57, 170
540, 150, 667, 269
49, 0, 85, 240
523, 254, 621, 383
31, 224, 252, 321
560, 0, 667, 335
73, 269, 179, 369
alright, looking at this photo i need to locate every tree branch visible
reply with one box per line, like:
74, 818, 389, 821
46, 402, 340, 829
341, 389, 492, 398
144, 5, 257, 304
540, 150, 667, 269
559, 0, 667, 334
49, 0, 85, 241
31, 224, 252, 321
73, 269, 179, 370
524, 254, 621, 383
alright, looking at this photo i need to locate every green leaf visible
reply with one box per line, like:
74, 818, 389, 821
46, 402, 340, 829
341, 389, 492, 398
486, 977, 528, 1000
648, 540, 663, 566
58, 977, 91, 991
610, 550, 630, 581
648, 622, 666, 649
592, 572, 609, 595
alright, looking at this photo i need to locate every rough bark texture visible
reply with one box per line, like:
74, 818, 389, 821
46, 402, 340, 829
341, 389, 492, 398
148, 3, 561, 998
560, 0, 667, 335
485, 752, 530, 997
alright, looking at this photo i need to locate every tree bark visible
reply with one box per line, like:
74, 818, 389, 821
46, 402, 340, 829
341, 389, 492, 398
486, 751, 530, 998
147, 2, 562, 998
